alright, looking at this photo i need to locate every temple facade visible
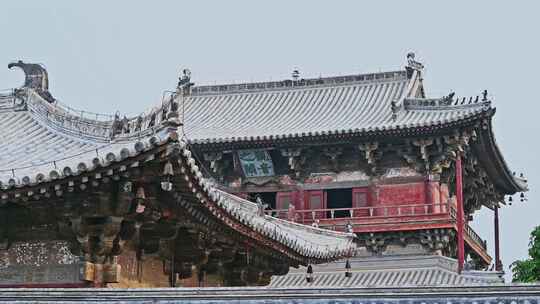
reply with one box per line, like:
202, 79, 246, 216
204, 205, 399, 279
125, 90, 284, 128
0, 62, 355, 287
0, 54, 528, 288
183, 54, 527, 274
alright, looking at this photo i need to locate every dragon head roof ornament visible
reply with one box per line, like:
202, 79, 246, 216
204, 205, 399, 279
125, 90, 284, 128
8, 60, 55, 103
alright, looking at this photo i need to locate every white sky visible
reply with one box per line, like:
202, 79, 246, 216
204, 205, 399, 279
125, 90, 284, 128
0, 1, 538, 281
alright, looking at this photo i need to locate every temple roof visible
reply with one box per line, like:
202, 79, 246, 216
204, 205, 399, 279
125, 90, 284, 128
0, 83, 356, 264
0, 57, 526, 195
0, 97, 145, 186
270, 255, 504, 288
0, 64, 491, 183
183, 71, 490, 145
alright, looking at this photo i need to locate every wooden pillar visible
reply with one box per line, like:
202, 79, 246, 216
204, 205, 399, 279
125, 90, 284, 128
426, 174, 441, 214
93, 264, 105, 288
424, 176, 431, 205
494, 206, 502, 271
169, 252, 176, 287
83, 262, 113, 288
456, 153, 465, 274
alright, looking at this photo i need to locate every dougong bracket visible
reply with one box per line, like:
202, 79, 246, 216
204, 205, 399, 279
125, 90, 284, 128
358, 142, 380, 172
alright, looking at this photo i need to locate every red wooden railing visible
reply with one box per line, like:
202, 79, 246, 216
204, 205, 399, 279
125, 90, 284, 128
265, 202, 450, 222
264, 201, 487, 251
449, 204, 487, 250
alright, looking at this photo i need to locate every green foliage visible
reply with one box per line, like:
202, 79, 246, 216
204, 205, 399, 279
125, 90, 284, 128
511, 225, 540, 282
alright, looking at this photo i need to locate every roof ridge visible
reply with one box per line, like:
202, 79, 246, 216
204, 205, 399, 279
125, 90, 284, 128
191, 70, 408, 96
17, 88, 177, 143
403, 95, 492, 111
24, 89, 114, 142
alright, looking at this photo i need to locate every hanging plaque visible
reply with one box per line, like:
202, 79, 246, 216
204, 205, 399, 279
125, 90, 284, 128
237, 149, 275, 177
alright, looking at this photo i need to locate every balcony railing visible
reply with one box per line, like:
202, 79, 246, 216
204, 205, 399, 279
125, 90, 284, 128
465, 223, 488, 250
265, 202, 451, 223
264, 201, 487, 251
448, 204, 487, 250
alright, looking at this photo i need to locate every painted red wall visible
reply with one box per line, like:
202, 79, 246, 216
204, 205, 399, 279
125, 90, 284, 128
375, 182, 426, 216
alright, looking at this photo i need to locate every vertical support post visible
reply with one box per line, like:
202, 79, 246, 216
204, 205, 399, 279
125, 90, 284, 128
93, 264, 105, 288
297, 189, 305, 224
169, 248, 176, 287
494, 206, 502, 271
424, 175, 431, 206
456, 153, 465, 274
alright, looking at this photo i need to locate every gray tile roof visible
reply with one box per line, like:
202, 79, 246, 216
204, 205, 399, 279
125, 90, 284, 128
0, 107, 164, 187
0, 68, 491, 187
1, 284, 540, 302
181, 71, 491, 144
270, 268, 487, 287
213, 189, 356, 261
0, 60, 526, 263
269, 255, 504, 288
0, 91, 356, 264
0, 62, 524, 195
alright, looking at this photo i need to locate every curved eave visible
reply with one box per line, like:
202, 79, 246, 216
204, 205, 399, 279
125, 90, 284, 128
0, 128, 178, 192
0, 135, 356, 265
176, 142, 356, 264
473, 109, 528, 195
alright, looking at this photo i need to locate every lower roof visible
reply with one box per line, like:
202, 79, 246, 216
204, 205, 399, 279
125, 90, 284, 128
1, 284, 539, 301
0, 90, 356, 264
269, 255, 504, 288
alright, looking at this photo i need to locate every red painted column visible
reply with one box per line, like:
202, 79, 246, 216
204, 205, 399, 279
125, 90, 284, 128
456, 153, 465, 274
424, 176, 430, 204
494, 206, 502, 271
